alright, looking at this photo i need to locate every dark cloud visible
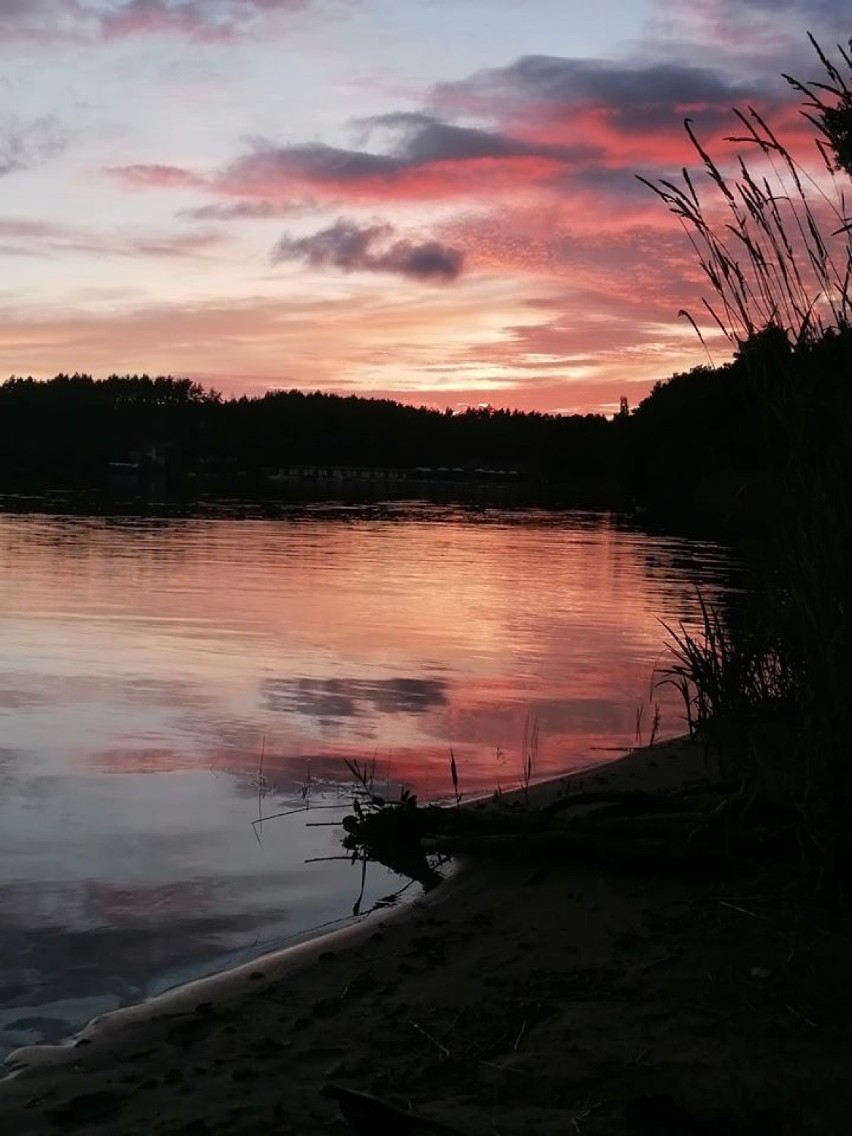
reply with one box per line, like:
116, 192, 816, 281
222, 142, 401, 189
356, 111, 597, 164
0, 0, 57, 27
102, 29, 838, 244
215, 114, 597, 196
435, 56, 778, 133
709, 0, 846, 20
272, 219, 464, 282
0, 115, 67, 177
715, 0, 851, 61
167, 112, 603, 211
641, 0, 849, 77
0, 0, 313, 41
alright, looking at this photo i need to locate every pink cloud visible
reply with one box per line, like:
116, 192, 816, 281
47, 33, 850, 413
103, 55, 815, 241
106, 163, 206, 190
0, 216, 225, 259
87, 46, 846, 411
0, 0, 317, 42
99, 0, 312, 42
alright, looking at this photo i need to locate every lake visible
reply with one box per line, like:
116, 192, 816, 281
0, 503, 733, 1058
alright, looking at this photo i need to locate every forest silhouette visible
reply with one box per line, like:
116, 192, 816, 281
0, 373, 623, 500
4, 336, 848, 517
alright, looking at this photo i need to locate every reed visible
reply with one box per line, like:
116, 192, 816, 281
662, 592, 787, 723
449, 746, 462, 807
520, 711, 539, 808
637, 39, 852, 351
645, 37, 852, 884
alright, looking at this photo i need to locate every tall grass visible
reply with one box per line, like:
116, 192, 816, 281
638, 35, 852, 352
646, 38, 852, 884
520, 711, 539, 807
660, 593, 792, 775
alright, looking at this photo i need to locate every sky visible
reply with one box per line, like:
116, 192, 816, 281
0, 0, 849, 414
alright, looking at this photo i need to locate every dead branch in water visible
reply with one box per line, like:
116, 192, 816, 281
340, 777, 796, 885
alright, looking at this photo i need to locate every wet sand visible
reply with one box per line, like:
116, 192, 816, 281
2, 737, 850, 1134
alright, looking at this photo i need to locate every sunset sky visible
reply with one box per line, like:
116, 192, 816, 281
0, 0, 848, 413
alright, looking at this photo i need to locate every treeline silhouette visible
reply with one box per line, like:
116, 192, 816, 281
626, 324, 852, 515
0, 372, 618, 498
1, 332, 850, 514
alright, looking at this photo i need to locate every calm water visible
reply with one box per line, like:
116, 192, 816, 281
0, 504, 733, 1058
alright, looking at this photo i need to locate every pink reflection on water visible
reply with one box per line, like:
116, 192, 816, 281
0, 510, 730, 797
0, 506, 734, 1055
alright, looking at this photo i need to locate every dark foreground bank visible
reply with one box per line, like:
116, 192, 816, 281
2, 738, 850, 1135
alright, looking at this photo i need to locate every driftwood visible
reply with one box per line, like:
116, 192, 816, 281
341, 780, 795, 885
322, 1084, 469, 1135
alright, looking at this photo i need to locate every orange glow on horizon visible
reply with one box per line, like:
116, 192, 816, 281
2, 11, 845, 415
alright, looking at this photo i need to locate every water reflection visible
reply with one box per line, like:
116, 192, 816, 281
0, 506, 734, 1057
260, 676, 448, 718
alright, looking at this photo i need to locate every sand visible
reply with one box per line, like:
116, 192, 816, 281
2, 738, 850, 1135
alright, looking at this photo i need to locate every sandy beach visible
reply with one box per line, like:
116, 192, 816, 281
2, 737, 849, 1135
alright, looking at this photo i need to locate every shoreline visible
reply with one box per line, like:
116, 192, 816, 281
2, 735, 847, 1134
0, 739, 652, 1079
1, 854, 469, 1080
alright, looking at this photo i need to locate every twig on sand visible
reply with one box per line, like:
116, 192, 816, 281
409, 1019, 451, 1058
448, 1008, 466, 1032
717, 899, 764, 920
572, 1092, 605, 1132
479, 1061, 526, 1075
637, 954, 674, 973
322, 1084, 468, 1135
785, 1003, 817, 1029
341, 970, 371, 1000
